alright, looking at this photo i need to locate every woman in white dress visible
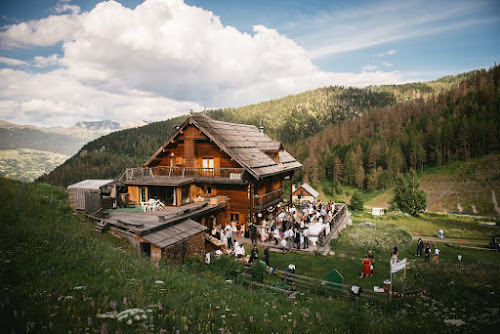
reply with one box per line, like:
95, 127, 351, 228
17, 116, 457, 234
221, 229, 228, 248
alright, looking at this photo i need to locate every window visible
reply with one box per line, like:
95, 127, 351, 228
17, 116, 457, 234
230, 213, 239, 223
202, 158, 214, 176
202, 158, 214, 169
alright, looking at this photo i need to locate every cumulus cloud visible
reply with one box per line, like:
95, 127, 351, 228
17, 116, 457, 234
0, 56, 29, 67
0, 0, 409, 127
32, 54, 61, 68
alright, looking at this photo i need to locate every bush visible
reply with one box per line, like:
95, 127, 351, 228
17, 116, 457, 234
349, 191, 365, 211
250, 261, 267, 282
208, 255, 243, 282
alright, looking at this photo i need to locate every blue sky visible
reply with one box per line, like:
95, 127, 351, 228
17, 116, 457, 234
0, 0, 498, 127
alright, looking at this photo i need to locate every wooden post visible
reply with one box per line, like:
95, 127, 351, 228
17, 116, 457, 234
288, 173, 293, 205
402, 258, 407, 294
249, 183, 253, 227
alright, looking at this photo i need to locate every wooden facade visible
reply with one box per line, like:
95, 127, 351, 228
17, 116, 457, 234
121, 114, 302, 229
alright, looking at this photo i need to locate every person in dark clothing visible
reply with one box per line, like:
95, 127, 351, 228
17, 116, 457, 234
250, 223, 257, 245
264, 247, 270, 266
250, 245, 259, 263
416, 238, 424, 257
424, 243, 431, 263
294, 228, 301, 250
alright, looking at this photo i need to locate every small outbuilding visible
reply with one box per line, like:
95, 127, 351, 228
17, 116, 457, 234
67, 179, 115, 212
292, 183, 319, 203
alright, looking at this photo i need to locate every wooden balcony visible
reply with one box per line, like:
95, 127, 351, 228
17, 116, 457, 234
119, 166, 247, 185
254, 188, 283, 210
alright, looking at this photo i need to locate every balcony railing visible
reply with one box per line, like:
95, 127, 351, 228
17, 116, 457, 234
119, 166, 246, 184
254, 188, 283, 209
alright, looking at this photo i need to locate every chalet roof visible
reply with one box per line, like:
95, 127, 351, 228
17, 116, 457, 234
146, 114, 302, 180
67, 179, 115, 190
298, 183, 319, 198
142, 219, 207, 248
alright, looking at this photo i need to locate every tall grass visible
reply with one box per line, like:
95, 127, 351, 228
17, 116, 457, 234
1, 177, 499, 333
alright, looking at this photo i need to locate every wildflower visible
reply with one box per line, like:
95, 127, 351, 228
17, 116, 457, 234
126, 319, 132, 325
155, 280, 164, 284
49, 322, 53, 331
158, 302, 163, 310
176, 330, 180, 334
91, 301, 95, 308
110, 301, 116, 310
184, 325, 188, 331
88, 317, 93, 327
73, 286, 85, 290
294, 319, 297, 328
150, 316, 154, 325
250, 316, 254, 323
280, 315, 283, 321
123, 297, 127, 305
100, 323, 107, 334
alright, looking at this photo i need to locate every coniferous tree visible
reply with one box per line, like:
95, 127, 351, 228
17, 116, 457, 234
391, 169, 427, 216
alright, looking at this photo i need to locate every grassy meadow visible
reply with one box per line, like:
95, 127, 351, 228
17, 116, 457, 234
1, 176, 499, 333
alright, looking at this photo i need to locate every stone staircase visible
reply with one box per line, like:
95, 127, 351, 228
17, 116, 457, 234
94, 219, 109, 233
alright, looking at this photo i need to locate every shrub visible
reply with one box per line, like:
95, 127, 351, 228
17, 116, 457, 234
250, 261, 267, 282
208, 255, 243, 282
349, 191, 365, 211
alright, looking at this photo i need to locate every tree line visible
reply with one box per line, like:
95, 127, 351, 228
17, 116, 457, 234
293, 65, 500, 191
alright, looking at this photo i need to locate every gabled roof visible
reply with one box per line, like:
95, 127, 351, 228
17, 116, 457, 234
146, 114, 302, 180
298, 183, 319, 198
142, 219, 207, 248
68, 179, 115, 190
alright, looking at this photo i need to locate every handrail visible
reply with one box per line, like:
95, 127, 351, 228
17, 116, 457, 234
120, 166, 245, 183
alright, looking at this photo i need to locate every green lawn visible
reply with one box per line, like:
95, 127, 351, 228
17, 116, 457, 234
2, 176, 500, 333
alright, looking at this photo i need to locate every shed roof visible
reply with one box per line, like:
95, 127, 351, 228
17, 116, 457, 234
146, 114, 302, 180
67, 179, 114, 190
299, 183, 319, 198
142, 219, 207, 248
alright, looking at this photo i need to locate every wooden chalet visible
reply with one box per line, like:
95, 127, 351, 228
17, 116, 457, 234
119, 114, 302, 229
292, 183, 319, 203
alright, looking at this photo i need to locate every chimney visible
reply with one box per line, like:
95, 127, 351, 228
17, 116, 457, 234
259, 119, 264, 134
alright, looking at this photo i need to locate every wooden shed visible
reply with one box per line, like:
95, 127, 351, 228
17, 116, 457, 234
292, 183, 319, 203
67, 179, 115, 212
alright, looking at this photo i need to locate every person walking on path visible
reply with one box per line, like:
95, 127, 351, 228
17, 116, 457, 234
457, 253, 462, 268
250, 223, 257, 245
250, 245, 259, 263
416, 238, 423, 257
360, 255, 371, 279
424, 243, 431, 263
432, 246, 440, 263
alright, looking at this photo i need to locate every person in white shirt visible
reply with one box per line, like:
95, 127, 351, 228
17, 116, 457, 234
433, 246, 440, 263
457, 253, 462, 268
281, 238, 287, 253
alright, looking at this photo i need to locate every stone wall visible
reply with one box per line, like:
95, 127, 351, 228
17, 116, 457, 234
163, 232, 205, 261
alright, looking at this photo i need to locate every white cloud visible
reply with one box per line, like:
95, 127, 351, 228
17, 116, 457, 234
362, 64, 377, 71
0, 56, 29, 67
32, 54, 61, 68
0, 10, 83, 48
382, 61, 393, 68
0, 0, 413, 127
297, 0, 492, 58
378, 49, 397, 57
